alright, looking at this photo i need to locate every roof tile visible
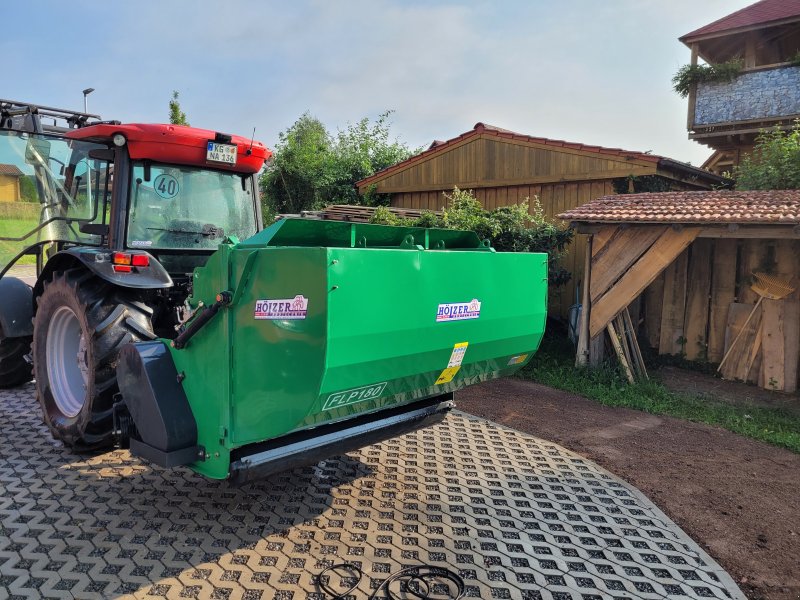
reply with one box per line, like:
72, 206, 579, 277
558, 190, 800, 225
681, 0, 800, 42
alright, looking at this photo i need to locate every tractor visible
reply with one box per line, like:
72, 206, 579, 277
0, 100, 548, 482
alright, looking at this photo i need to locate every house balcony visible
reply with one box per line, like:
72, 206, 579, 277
688, 65, 800, 148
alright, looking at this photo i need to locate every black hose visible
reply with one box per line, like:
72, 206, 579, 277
172, 291, 231, 350
317, 563, 465, 600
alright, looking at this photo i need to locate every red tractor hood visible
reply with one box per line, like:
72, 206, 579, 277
66, 123, 271, 174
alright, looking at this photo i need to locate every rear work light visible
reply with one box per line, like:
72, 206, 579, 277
112, 252, 150, 272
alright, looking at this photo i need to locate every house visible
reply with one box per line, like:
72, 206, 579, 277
0, 164, 25, 202
356, 123, 726, 317
680, 0, 800, 174
560, 190, 800, 393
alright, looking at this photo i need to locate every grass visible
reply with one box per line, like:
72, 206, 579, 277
0, 217, 38, 268
519, 331, 800, 454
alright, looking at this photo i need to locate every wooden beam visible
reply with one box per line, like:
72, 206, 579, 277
699, 226, 800, 239
590, 227, 701, 337
687, 43, 699, 131
590, 226, 667, 303
591, 226, 618, 257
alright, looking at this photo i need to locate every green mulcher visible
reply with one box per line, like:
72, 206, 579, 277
119, 218, 548, 482
0, 100, 547, 483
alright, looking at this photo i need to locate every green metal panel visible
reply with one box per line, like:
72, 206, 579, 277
167, 218, 547, 479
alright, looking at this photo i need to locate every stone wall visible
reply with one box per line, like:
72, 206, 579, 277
694, 65, 800, 126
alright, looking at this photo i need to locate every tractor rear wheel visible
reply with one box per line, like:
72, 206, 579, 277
0, 325, 32, 388
33, 269, 154, 450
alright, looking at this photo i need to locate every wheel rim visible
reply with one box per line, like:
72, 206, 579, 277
46, 306, 88, 418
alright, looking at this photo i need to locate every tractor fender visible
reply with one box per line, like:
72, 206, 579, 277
33, 248, 172, 300
0, 277, 34, 337
117, 341, 203, 468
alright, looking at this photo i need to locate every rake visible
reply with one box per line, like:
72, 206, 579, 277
718, 272, 795, 373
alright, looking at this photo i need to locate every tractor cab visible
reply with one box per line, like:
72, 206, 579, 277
65, 123, 270, 278
0, 103, 271, 283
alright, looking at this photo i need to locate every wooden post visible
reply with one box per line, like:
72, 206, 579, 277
687, 43, 699, 131
575, 235, 592, 367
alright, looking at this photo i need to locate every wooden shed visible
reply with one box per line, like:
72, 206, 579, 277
560, 190, 800, 393
356, 123, 726, 317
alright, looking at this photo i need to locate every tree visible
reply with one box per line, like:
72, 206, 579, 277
734, 121, 800, 190
260, 111, 416, 219
260, 113, 333, 216
169, 91, 189, 126
370, 188, 574, 287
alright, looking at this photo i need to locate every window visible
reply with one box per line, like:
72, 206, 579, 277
127, 163, 257, 250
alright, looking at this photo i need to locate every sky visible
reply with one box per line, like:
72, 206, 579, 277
4, 0, 754, 167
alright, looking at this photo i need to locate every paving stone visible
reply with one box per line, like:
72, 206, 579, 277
0, 384, 744, 599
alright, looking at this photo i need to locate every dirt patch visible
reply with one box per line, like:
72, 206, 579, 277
658, 365, 800, 416
457, 378, 800, 600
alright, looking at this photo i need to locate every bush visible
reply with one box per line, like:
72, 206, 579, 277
734, 120, 800, 190
370, 188, 574, 286
672, 59, 743, 98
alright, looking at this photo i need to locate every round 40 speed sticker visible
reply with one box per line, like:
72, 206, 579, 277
153, 173, 179, 199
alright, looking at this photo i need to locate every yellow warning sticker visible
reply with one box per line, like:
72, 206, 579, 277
436, 342, 468, 384
507, 354, 528, 366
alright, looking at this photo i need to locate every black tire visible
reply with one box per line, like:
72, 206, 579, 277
33, 269, 154, 450
0, 325, 32, 388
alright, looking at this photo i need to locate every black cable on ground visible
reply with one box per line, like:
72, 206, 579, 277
317, 563, 465, 600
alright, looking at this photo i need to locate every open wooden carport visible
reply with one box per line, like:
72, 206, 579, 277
560, 190, 800, 393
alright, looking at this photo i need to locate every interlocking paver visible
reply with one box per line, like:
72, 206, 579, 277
0, 384, 744, 599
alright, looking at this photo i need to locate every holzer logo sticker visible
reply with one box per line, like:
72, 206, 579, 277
436, 299, 481, 322
254, 295, 308, 320
323, 382, 388, 411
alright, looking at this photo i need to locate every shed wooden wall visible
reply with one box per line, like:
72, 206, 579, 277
392, 180, 616, 319
370, 137, 654, 194
639, 237, 800, 392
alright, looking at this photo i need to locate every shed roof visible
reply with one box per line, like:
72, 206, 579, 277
680, 0, 800, 44
356, 123, 725, 190
0, 164, 24, 177
558, 190, 800, 225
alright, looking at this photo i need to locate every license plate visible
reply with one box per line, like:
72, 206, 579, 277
206, 141, 237, 165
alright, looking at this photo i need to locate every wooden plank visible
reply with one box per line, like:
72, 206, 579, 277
775, 239, 799, 393
590, 226, 667, 303
683, 239, 713, 361
624, 308, 648, 379
644, 273, 665, 349
784, 298, 799, 393
589, 333, 605, 367
719, 302, 760, 381
591, 226, 618, 257
659, 249, 689, 356
575, 235, 592, 367
699, 226, 800, 239
590, 227, 701, 337
737, 239, 763, 305
761, 299, 786, 390
707, 239, 738, 363
607, 321, 634, 384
